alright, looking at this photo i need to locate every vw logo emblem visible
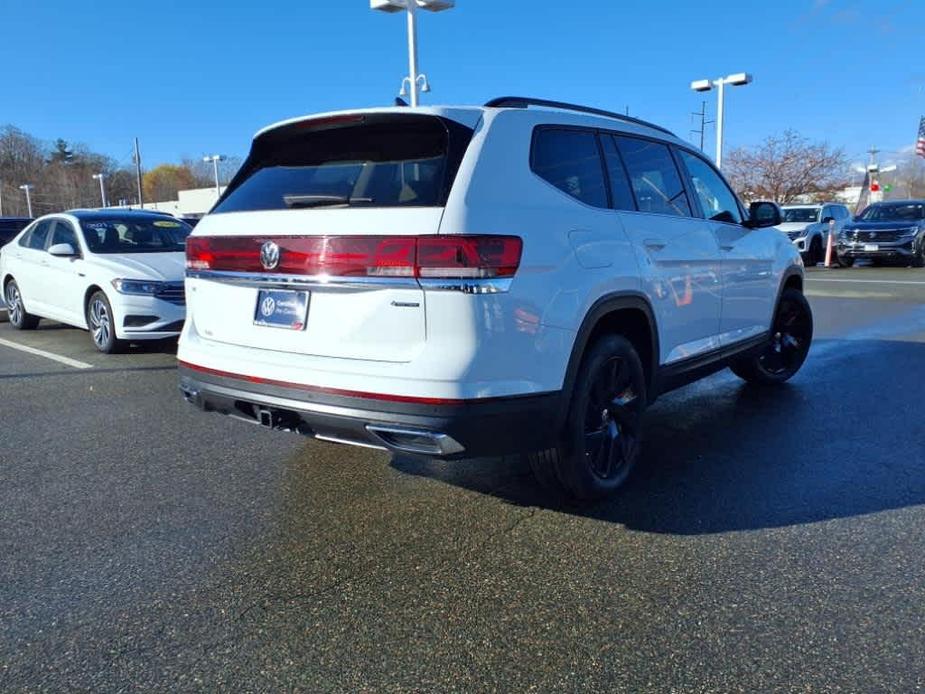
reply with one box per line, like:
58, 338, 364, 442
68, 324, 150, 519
260, 241, 280, 270
260, 296, 276, 317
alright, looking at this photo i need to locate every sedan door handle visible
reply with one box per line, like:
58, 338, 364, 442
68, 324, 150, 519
644, 239, 667, 251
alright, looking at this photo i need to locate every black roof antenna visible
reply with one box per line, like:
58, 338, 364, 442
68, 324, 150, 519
394, 96, 409, 107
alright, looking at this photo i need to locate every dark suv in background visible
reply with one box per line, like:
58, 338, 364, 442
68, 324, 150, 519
838, 201, 925, 267
0, 217, 33, 247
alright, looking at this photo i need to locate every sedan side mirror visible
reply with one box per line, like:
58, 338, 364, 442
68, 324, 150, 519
746, 201, 782, 229
48, 242, 77, 257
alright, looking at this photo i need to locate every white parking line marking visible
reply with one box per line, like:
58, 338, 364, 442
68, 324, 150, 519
806, 278, 925, 286
0, 338, 93, 369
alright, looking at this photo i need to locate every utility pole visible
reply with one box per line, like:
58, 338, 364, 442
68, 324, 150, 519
690, 100, 714, 152
133, 137, 144, 207
0, 182, 4, 216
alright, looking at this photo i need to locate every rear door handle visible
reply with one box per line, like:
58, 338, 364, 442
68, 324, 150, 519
644, 239, 666, 251
720, 244, 735, 251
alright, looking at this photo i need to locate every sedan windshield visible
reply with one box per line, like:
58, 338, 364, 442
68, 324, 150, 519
80, 217, 191, 254
782, 208, 820, 223
858, 203, 925, 222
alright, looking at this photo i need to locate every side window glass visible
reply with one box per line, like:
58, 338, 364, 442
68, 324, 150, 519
615, 137, 692, 217
600, 135, 637, 211
50, 221, 78, 249
531, 129, 608, 208
676, 149, 743, 224
23, 220, 51, 250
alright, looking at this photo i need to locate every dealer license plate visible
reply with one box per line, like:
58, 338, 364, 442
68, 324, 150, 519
253, 289, 309, 330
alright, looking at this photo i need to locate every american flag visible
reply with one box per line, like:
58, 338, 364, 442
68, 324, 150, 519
917, 116, 925, 158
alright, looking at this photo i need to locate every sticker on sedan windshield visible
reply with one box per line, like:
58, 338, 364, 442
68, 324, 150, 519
153, 220, 182, 227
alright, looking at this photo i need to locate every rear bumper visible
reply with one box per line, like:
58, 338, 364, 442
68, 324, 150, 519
178, 363, 561, 459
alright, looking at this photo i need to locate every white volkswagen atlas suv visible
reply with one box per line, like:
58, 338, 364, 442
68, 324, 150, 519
1, 210, 190, 353
178, 97, 811, 500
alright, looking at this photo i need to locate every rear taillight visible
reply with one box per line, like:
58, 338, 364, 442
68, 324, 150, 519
186, 235, 522, 280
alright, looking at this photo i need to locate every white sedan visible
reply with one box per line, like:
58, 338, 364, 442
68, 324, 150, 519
0, 210, 190, 353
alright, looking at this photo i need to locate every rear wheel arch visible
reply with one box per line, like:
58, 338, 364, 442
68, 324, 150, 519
560, 294, 659, 420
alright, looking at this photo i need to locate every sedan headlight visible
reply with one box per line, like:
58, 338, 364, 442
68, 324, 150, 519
111, 278, 165, 295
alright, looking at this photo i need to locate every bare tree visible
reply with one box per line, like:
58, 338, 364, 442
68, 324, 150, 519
724, 130, 849, 204
889, 154, 925, 200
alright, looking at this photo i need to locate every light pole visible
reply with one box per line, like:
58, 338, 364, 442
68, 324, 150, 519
690, 72, 752, 169
203, 155, 225, 198
92, 173, 108, 208
19, 184, 33, 218
370, 0, 455, 107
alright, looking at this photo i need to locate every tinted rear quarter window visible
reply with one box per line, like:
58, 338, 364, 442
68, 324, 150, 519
215, 115, 473, 213
615, 136, 691, 217
531, 128, 608, 208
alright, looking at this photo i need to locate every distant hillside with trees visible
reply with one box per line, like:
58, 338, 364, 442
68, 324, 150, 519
0, 125, 240, 217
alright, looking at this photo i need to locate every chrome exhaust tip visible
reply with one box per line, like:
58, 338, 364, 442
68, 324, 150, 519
365, 425, 464, 457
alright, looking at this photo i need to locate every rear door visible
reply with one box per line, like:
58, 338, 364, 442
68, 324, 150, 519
674, 148, 777, 343
186, 113, 474, 363
609, 135, 723, 365
10, 219, 53, 313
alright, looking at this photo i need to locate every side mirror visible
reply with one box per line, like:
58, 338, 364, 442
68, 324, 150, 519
48, 242, 77, 257
821, 216, 835, 225
746, 201, 782, 228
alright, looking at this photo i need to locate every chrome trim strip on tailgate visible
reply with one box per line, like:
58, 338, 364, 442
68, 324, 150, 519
185, 270, 419, 291
185, 270, 514, 293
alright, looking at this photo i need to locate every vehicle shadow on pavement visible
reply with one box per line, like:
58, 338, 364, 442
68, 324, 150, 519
392, 338, 925, 535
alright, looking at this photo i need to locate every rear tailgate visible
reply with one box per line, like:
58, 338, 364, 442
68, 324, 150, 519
187, 209, 441, 363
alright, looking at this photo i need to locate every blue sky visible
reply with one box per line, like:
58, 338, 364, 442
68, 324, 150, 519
1, 0, 922, 171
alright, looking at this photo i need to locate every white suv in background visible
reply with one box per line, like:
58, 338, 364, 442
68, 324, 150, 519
778, 202, 852, 265
178, 97, 811, 500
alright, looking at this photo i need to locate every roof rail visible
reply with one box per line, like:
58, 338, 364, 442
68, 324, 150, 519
484, 96, 675, 136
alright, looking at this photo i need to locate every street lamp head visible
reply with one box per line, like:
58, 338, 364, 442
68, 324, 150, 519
19, 184, 32, 191
92, 173, 104, 181
370, 0, 406, 12
417, 74, 431, 93
725, 72, 753, 87
417, 0, 455, 10
370, 0, 454, 11
690, 79, 713, 93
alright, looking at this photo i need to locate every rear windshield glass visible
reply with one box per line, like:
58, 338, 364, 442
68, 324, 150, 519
80, 217, 192, 254
782, 208, 820, 223
214, 115, 473, 214
858, 203, 925, 221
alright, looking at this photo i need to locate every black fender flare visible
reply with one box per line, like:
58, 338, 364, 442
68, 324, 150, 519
772, 266, 805, 328
556, 292, 660, 429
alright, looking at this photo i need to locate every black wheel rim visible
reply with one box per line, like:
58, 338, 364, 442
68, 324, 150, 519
583, 356, 639, 481
758, 298, 811, 375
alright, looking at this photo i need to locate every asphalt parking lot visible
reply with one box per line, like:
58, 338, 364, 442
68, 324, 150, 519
2, 265, 925, 692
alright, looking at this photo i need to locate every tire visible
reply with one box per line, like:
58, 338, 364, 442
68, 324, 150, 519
86, 291, 123, 354
838, 255, 855, 268
4, 279, 40, 330
527, 335, 647, 501
806, 236, 823, 266
730, 288, 813, 385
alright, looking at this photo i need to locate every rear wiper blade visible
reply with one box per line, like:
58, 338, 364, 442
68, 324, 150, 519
283, 194, 373, 209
